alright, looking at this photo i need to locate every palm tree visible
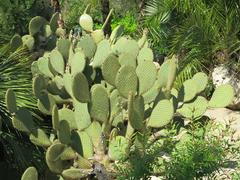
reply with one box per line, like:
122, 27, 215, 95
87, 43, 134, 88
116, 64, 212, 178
144, 0, 240, 88
0, 44, 47, 177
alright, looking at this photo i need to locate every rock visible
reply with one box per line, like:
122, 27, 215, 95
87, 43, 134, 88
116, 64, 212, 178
204, 108, 240, 140
212, 64, 240, 110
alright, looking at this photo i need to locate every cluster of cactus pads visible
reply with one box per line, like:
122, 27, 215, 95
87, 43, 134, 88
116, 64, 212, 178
5, 9, 235, 180
10, 12, 62, 52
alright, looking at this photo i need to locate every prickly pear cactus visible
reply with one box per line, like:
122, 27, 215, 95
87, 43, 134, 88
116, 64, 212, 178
5, 7, 235, 180
9, 12, 60, 55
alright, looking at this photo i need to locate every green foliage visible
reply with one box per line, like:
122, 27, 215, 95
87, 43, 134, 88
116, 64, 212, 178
165, 138, 225, 180
5, 10, 235, 179
0, 0, 53, 36
110, 12, 138, 36
145, 0, 240, 88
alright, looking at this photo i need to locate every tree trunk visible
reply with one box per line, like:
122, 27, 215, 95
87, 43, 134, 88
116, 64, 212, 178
50, 0, 64, 28
101, 0, 111, 36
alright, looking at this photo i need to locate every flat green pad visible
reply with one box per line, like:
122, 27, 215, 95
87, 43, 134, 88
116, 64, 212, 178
73, 101, 91, 131
128, 94, 144, 130
92, 39, 111, 68
178, 79, 198, 103
59, 108, 76, 130
115, 65, 138, 98
85, 121, 102, 148
113, 37, 139, 58
72, 72, 90, 103
110, 25, 124, 43
70, 52, 86, 76
10, 34, 22, 50
22, 35, 35, 50
137, 47, 154, 63
118, 53, 137, 68
57, 39, 71, 60
91, 29, 104, 44
178, 96, 208, 119
136, 61, 157, 95
192, 72, 208, 93
63, 73, 73, 96
148, 99, 174, 128
5, 89, 17, 113
89, 84, 109, 122
102, 53, 121, 86
29, 16, 47, 35
33, 75, 45, 98
21, 167, 38, 180
13, 107, 35, 133
142, 81, 160, 104
30, 128, 51, 147
60, 147, 76, 160
72, 131, 94, 159
50, 12, 59, 32
62, 168, 88, 179
37, 93, 56, 115
157, 60, 170, 89
58, 120, 71, 144
49, 50, 65, 75
209, 84, 234, 108
37, 57, 54, 78
79, 14, 93, 32
46, 143, 68, 174
52, 105, 59, 130
77, 35, 96, 60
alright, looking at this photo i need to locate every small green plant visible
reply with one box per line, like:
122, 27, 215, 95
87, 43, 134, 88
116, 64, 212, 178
165, 137, 225, 180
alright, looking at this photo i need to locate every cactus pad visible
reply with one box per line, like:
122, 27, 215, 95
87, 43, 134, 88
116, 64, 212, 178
148, 99, 174, 128
192, 72, 208, 93
79, 14, 93, 32
110, 25, 124, 44
13, 107, 35, 133
72, 72, 90, 103
128, 94, 144, 130
29, 128, 51, 147
5, 89, 17, 113
118, 53, 137, 68
50, 12, 59, 32
208, 84, 234, 108
102, 53, 121, 86
136, 61, 157, 95
178, 96, 208, 119
89, 84, 109, 122
62, 168, 88, 179
92, 39, 111, 68
77, 35, 96, 60
29, 16, 47, 35
21, 167, 38, 180
49, 50, 65, 75
71, 52, 86, 75
178, 79, 198, 102
115, 65, 138, 98
137, 47, 154, 63
58, 120, 71, 144
73, 101, 91, 130
85, 121, 102, 148
57, 39, 71, 60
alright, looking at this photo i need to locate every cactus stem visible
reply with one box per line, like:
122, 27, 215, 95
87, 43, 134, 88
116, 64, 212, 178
84, 4, 91, 14
102, 9, 114, 30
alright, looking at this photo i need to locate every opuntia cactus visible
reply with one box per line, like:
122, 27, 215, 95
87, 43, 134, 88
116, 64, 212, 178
5, 6, 235, 180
